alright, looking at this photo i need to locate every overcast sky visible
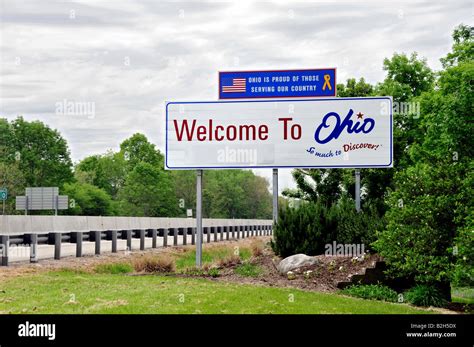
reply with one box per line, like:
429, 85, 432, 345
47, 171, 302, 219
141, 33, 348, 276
0, 0, 472, 192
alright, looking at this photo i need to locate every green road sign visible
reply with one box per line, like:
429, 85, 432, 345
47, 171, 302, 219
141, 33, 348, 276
0, 188, 7, 200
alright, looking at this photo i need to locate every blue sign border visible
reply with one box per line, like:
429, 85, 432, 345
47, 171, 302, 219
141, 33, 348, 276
218, 68, 337, 99
165, 97, 393, 170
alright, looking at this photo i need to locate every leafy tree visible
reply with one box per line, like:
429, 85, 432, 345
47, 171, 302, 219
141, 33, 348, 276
62, 182, 115, 216
376, 52, 434, 101
170, 170, 196, 217
75, 151, 126, 198
374, 25, 473, 291
118, 162, 179, 217
2, 117, 73, 187
0, 159, 26, 214
337, 77, 374, 97
120, 133, 163, 169
202, 170, 272, 219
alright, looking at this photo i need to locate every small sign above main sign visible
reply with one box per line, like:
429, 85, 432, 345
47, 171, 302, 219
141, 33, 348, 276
219, 68, 336, 99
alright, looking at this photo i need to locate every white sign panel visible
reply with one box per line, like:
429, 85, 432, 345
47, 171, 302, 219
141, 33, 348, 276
165, 97, 392, 169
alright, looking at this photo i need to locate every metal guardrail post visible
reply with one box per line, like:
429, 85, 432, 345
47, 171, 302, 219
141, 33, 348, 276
111, 230, 117, 253
173, 228, 178, 246
1, 235, 9, 266
75, 232, 83, 257
140, 229, 145, 250
180, 227, 187, 245
163, 228, 168, 247
126, 230, 132, 251
190, 227, 195, 245
151, 229, 157, 248
54, 232, 61, 259
94, 231, 101, 255
29, 233, 38, 263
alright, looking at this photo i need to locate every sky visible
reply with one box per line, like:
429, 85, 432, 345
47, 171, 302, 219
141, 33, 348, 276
0, 0, 472, 192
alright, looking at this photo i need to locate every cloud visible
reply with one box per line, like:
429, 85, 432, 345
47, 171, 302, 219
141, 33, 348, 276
0, 0, 471, 192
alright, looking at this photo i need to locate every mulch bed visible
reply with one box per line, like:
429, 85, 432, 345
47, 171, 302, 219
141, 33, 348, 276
209, 245, 382, 293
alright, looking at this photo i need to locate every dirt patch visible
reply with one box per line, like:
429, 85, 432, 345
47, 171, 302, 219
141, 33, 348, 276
213, 244, 382, 293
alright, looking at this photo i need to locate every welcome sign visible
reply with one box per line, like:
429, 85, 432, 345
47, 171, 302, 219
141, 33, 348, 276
165, 97, 393, 169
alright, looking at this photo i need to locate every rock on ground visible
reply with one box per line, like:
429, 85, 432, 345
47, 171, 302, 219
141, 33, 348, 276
277, 254, 319, 275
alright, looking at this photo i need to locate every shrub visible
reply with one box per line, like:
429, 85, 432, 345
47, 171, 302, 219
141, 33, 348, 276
234, 263, 262, 277
133, 254, 176, 273
341, 284, 398, 302
333, 197, 385, 247
271, 196, 383, 257
94, 263, 133, 274
403, 285, 448, 307
271, 200, 335, 257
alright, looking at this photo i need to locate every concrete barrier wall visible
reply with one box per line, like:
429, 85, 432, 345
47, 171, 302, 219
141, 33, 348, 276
0, 215, 272, 235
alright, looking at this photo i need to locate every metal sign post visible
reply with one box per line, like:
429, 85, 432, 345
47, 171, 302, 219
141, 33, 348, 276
355, 169, 361, 212
195, 170, 203, 267
272, 169, 278, 224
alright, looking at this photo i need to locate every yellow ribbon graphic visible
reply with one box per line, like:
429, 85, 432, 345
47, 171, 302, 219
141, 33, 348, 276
322, 74, 332, 91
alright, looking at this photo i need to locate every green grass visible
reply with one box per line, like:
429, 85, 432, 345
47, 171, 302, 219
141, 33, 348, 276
341, 284, 399, 303
0, 270, 432, 314
94, 263, 134, 274
234, 263, 262, 277
452, 287, 474, 304
175, 246, 251, 270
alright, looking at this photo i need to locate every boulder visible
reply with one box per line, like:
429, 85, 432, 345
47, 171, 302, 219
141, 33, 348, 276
277, 254, 319, 275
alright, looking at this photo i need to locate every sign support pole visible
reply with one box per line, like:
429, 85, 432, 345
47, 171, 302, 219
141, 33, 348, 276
196, 169, 203, 267
355, 169, 361, 212
272, 169, 278, 224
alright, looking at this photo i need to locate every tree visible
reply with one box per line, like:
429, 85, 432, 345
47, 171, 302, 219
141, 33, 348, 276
118, 162, 179, 217
0, 159, 26, 214
170, 170, 196, 217
62, 182, 115, 216
337, 77, 374, 97
374, 25, 474, 293
120, 133, 163, 169
202, 170, 272, 219
2, 117, 74, 187
376, 52, 434, 101
75, 151, 126, 198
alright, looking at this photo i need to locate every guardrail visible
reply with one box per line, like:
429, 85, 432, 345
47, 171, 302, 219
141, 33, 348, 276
0, 216, 273, 266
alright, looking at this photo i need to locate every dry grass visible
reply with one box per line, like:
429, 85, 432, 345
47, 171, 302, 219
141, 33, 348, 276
132, 254, 176, 273
250, 240, 264, 257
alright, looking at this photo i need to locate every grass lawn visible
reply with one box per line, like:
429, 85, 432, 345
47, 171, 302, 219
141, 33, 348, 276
0, 270, 432, 314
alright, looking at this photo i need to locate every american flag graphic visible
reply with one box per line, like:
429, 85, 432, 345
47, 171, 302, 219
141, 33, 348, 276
222, 78, 246, 93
